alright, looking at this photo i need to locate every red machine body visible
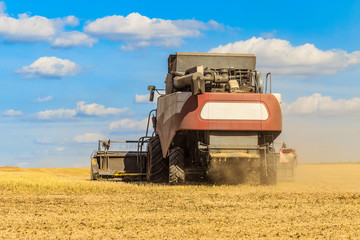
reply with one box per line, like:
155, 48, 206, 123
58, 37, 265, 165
157, 92, 282, 158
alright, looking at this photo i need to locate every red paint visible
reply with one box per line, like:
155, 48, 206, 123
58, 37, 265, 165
157, 93, 282, 157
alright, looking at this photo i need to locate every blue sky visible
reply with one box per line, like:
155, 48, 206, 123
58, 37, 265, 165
1, 0, 360, 167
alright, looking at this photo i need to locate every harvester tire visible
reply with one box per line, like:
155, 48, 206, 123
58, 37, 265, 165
147, 135, 168, 183
90, 167, 96, 180
261, 154, 277, 185
169, 147, 185, 185
90, 158, 99, 180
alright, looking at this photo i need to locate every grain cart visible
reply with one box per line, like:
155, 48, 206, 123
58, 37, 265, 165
91, 52, 283, 184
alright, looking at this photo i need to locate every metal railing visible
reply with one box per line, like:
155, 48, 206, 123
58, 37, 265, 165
265, 72, 272, 93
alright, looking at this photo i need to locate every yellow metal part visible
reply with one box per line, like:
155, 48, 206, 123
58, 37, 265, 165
114, 172, 146, 177
210, 152, 260, 159
98, 169, 146, 177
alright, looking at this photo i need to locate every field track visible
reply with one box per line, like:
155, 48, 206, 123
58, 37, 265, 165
1, 164, 360, 239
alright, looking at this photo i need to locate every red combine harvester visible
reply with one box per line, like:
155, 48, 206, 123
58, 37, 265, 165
91, 53, 293, 184
276, 143, 297, 180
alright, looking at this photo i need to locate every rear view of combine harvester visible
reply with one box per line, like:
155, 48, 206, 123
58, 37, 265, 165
91, 52, 291, 184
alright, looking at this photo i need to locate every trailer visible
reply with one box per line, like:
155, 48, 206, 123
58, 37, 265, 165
90, 111, 155, 181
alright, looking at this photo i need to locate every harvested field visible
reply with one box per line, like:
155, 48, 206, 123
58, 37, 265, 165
0, 164, 360, 239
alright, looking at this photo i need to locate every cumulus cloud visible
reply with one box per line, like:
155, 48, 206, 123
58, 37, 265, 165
16, 57, 81, 79
0, 2, 94, 48
209, 37, 360, 77
36, 108, 76, 120
0, 5, 222, 49
2, 109, 23, 116
73, 133, 105, 143
33, 96, 52, 103
0, 7, 78, 43
135, 92, 161, 103
0, 14, 55, 42
109, 118, 147, 132
135, 94, 151, 103
85, 12, 220, 50
51, 31, 97, 48
33, 101, 132, 120
76, 101, 132, 116
284, 93, 360, 116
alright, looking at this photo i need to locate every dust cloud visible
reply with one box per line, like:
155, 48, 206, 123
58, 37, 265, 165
279, 116, 360, 164
207, 158, 261, 185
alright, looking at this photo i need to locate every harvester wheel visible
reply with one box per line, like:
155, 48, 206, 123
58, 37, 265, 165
147, 135, 168, 183
169, 147, 185, 185
261, 153, 277, 185
90, 168, 96, 180
90, 158, 99, 180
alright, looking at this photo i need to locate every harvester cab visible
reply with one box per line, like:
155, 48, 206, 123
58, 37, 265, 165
91, 52, 289, 185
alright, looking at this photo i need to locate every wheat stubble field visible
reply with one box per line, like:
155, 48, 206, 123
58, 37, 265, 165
0, 164, 360, 239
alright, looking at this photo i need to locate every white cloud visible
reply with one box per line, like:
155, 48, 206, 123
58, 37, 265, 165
0, 3, 94, 48
73, 133, 105, 143
209, 37, 360, 77
0, 6, 79, 43
36, 108, 76, 120
109, 118, 147, 132
135, 91, 161, 103
0, 15, 55, 42
135, 94, 151, 103
55, 147, 64, 152
16, 57, 81, 79
51, 31, 97, 48
284, 93, 360, 116
2, 109, 23, 116
76, 101, 132, 116
33, 101, 132, 120
85, 12, 220, 50
33, 96, 52, 102
56, 15, 79, 27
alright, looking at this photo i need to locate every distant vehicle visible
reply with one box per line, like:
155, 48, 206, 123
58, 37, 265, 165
276, 142, 297, 180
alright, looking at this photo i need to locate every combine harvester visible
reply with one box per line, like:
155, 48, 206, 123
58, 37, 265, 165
277, 142, 298, 181
91, 52, 296, 184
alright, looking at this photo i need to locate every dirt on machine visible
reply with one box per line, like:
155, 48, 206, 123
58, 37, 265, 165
91, 52, 297, 184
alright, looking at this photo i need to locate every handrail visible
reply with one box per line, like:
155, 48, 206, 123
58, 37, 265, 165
265, 72, 272, 93
136, 136, 150, 173
145, 109, 156, 137
97, 140, 139, 151
136, 108, 157, 172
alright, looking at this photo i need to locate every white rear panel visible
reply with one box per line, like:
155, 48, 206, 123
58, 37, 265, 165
200, 102, 268, 120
